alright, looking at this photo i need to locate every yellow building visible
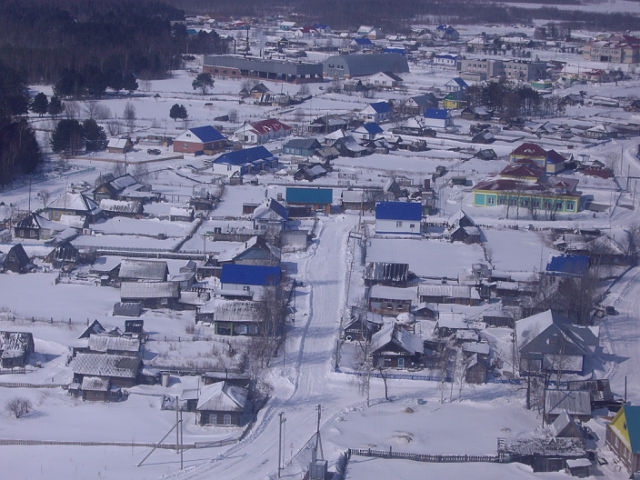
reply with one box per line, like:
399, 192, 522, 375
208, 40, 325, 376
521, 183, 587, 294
606, 405, 640, 474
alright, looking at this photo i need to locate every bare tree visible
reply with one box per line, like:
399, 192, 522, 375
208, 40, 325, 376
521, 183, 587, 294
38, 189, 50, 209
123, 102, 136, 133
6, 397, 32, 418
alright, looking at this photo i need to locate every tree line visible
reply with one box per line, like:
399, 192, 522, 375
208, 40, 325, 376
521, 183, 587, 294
0, 0, 228, 88
168, 0, 640, 32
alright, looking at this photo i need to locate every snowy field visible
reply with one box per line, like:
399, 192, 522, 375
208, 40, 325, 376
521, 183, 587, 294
2, 4, 640, 479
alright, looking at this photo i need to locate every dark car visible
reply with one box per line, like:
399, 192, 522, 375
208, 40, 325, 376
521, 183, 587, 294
147, 148, 161, 155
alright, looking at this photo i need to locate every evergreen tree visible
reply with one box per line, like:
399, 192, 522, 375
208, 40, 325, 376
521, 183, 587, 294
51, 119, 84, 155
169, 103, 188, 121
192, 72, 214, 94
82, 119, 107, 152
31, 92, 49, 116
122, 73, 139, 93
48, 96, 63, 117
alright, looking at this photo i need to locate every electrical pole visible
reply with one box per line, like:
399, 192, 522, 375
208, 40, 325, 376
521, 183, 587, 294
278, 411, 286, 478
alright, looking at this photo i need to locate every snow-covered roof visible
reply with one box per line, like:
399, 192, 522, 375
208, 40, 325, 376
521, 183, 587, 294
196, 382, 248, 412
72, 353, 140, 379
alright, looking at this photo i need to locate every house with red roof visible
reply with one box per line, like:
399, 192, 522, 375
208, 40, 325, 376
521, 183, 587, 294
509, 142, 568, 174
233, 118, 292, 145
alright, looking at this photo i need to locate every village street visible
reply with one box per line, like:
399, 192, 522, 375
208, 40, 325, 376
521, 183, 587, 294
178, 213, 361, 479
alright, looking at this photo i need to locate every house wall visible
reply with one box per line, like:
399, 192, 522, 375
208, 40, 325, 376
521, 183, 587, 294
198, 410, 241, 426
473, 190, 580, 213
368, 297, 412, 315
375, 218, 421, 235
606, 424, 640, 473
173, 141, 204, 154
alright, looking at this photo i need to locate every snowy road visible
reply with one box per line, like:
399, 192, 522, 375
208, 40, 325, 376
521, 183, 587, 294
176, 214, 360, 480
598, 265, 640, 403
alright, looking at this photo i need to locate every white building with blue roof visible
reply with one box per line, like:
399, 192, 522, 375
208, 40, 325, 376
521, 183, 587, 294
173, 125, 227, 154
375, 201, 422, 235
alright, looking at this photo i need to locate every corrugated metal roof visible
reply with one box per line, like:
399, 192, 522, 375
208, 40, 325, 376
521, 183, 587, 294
72, 353, 140, 379
214, 146, 275, 166
119, 259, 168, 281
424, 108, 450, 120
375, 201, 422, 221
120, 282, 179, 299
220, 264, 281, 286
189, 126, 226, 143
286, 187, 332, 205
196, 381, 248, 411
204, 55, 323, 76
544, 390, 591, 416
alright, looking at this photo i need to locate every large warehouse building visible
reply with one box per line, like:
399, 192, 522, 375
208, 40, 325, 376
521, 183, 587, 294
323, 53, 410, 79
203, 55, 324, 83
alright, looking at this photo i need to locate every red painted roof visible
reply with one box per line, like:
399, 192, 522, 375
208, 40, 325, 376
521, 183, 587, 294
511, 142, 547, 158
250, 119, 292, 135
500, 163, 544, 179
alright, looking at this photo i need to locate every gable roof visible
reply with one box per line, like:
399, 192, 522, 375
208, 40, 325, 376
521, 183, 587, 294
196, 381, 248, 412
545, 390, 591, 417
546, 255, 590, 276
118, 259, 168, 281
516, 309, 599, 354
214, 146, 275, 166
284, 138, 321, 151
622, 405, 640, 453
72, 353, 140, 379
375, 201, 422, 221
187, 126, 226, 143
369, 102, 392, 114
511, 142, 547, 158
248, 118, 292, 135
253, 198, 288, 221
220, 263, 281, 286
356, 122, 384, 135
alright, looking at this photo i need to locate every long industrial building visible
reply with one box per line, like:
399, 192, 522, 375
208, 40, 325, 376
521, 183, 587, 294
203, 55, 324, 83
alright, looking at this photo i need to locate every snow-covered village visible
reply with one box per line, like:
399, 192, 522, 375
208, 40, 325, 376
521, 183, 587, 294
1, 1, 640, 479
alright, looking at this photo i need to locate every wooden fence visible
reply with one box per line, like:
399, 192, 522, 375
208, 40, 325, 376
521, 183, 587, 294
348, 447, 500, 463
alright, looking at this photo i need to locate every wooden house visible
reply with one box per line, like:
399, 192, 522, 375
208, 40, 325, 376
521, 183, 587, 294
424, 108, 454, 129
282, 138, 321, 157
252, 198, 288, 238
74, 376, 123, 402
204, 300, 263, 336
364, 262, 409, 287
45, 241, 81, 269
45, 192, 102, 222
515, 310, 599, 375
233, 119, 292, 145
285, 187, 332, 214
120, 282, 179, 308
544, 389, 592, 424
606, 405, 640, 474
196, 381, 251, 426
550, 410, 584, 439
368, 285, 416, 315
212, 146, 278, 178
118, 259, 168, 283
418, 284, 482, 306
370, 322, 424, 369
464, 353, 488, 384
343, 307, 383, 342
71, 352, 141, 388
0, 331, 34, 368
3, 244, 31, 273
341, 189, 376, 211
359, 101, 393, 123
107, 137, 133, 154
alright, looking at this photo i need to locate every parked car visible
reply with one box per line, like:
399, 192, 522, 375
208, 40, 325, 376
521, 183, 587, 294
147, 148, 161, 155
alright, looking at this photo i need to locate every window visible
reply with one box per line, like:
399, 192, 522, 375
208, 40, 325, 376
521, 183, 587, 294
487, 196, 495, 205
223, 414, 232, 425
566, 201, 575, 211
395, 221, 402, 227
397, 357, 405, 369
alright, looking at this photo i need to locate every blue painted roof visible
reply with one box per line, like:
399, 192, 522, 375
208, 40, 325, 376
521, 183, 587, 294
375, 202, 422, 221
370, 102, 391, 114
623, 405, 640, 453
453, 77, 468, 89
363, 122, 383, 134
286, 187, 332, 205
353, 37, 373, 46
546, 255, 589, 276
268, 198, 288, 220
220, 264, 281, 286
425, 108, 450, 120
384, 47, 405, 55
435, 54, 458, 60
214, 146, 274, 166
189, 126, 226, 143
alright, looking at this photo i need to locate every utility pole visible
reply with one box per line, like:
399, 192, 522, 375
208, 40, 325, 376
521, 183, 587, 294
278, 411, 286, 478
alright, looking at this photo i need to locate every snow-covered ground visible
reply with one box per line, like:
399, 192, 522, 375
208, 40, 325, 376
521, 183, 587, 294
2, 7, 640, 479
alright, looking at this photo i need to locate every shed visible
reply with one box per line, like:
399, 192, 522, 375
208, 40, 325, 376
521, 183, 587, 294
544, 390, 592, 424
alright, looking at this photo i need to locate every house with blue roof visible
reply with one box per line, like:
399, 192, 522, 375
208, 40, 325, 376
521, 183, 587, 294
360, 101, 393, 123
252, 198, 289, 237
212, 146, 278, 177
286, 187, 333, 214
219, 264, 282, 300
173, 126, 227, 154
546, 254, 589, 277
375, 201, 422, 235
607, 404, 640, 474
424, 108, 454, 129
352, 122, 383, 141
351, 37, 373, 50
